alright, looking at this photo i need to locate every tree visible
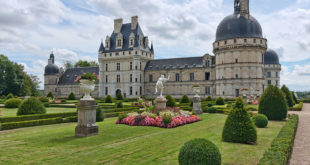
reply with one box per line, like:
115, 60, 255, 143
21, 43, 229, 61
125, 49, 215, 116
292, 91, 298, 104
180, 95, 190, 103
166, 95, 176, 107
281, 85, 295, 107
74, 60, 98, 67
64, 61, 73, 70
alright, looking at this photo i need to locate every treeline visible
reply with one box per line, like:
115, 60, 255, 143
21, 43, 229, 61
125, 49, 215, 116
0, 54, 41, 96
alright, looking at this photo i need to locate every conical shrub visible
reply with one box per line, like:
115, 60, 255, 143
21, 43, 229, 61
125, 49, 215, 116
281, 85, 294, 107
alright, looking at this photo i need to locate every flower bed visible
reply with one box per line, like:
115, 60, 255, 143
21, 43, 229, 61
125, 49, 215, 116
116, 113, 200, 128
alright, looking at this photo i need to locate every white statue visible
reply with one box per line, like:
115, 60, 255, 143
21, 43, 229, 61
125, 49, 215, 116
155, 75, 170, 97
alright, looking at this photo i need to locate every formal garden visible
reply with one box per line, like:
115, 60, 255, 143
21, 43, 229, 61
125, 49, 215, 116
0, 84, 304, 164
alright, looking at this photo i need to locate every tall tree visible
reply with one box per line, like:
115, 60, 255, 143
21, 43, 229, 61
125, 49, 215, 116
281, 85, 295, 107
74, 60, 98, 67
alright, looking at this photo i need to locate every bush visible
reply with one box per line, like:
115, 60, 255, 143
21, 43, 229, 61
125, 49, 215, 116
96, 106, 104, 122
180, 95, 190, 103
118, 112, 127, 121
116, 102, 123, 108
216, 97, 225, 105
161, 112, 172, 126
0, 112, 77, 123
252, 114, 268, 128
178, 138, 221, 165
68, 93, 76, 100
206, 96, 212, 101
233, 97, 244, 109
291, 102, 303, 111
38, 97, 49, 103
17, 97, 46, 116
47, 92, 54, 99
166, 95, 176, 107
292, 91, 298, 104
0, 117, 63, 130
105, 95, 113, 103
61, 99, 67, 103
116, 92, 123, 100
281, 85, 295, 107
6, 93, 14, 99
259, 85, 288, 120
207, 107, 216, 113
222, 98, 257, 144
43, 102, 50, 107
4, 98, 23, 108
207, 103, 213, 107
258, 115, 298, 165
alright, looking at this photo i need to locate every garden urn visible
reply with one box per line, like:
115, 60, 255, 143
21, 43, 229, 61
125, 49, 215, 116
80, 80, 95, 100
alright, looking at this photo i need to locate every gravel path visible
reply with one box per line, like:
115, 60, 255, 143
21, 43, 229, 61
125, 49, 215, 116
289, 103, 310, 165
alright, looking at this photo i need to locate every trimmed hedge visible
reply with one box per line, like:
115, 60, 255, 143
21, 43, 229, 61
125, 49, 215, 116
252, 114, 268, 128
96, 106, 104, 122
4, 98, 23, 108
0, 112, 77, 123
49, 104, 76, 108
17, 97, 46, 116
216, 97, 225, 105
291, 102, 303, 111
0, 117, 63, 130
258, 114, 299, 165
105, 95, 113, 103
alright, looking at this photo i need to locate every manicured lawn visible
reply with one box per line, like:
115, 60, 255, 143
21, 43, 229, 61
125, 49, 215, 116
213, 104, 228, 109
0, 107, 76, 117
246, 104, 259, 110
0, 114, 285, 164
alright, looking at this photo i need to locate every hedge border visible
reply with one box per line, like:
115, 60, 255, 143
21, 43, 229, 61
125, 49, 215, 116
0, 112, 77, 123
258, 114, 299, 165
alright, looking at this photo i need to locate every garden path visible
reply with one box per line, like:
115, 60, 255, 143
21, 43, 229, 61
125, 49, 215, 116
289, 103, 310, 165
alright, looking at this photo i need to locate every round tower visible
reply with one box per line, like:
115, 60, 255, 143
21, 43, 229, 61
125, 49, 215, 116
213, 0, 267, 97
44, 52, 60, 96
264, 49, 281, 88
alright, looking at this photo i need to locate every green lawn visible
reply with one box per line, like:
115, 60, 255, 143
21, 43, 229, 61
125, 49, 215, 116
246, 104, 259, 110
0, 107, 76, 117
0, 114, 285, 165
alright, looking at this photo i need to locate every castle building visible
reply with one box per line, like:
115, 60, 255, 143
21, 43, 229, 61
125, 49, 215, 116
44, 0, 281, 98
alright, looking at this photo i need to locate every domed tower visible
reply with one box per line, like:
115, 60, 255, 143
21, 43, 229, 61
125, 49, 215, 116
264, 49, 281, 87
213, 0, 267, 97
44, 52, 60, 96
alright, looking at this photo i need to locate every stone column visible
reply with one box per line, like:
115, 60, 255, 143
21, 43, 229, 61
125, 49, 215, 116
192, 96, 203, 114
75, 100, 98, 137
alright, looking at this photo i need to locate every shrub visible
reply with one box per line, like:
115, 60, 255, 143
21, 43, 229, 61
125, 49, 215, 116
118, 112, 127, 121
105, 95, 113, 103
180, 95, 190, 103
116, 92, 123, 100
252, 114, 268, 128
207, 107, 216, 113
17, 97, 46, 116
39, 97, 49, 103
161, 112, 172, 126
291, 102, 303, 111
47, 92, 54, 99
281, 85, 295, 107
6, 93, 14, 99
68, 93, 76, 100
4, 98, 23, 108
207, 103, 213, 107
178, 138, 221, 165
166, 95, 176, 107
206, 96, 212, 101
141, 112, 157, 119
96, 106, 104, 122
61, 99, 67, 103
0, 117, 63, 130
43, 102, 50, 107
233, 97, 244, 109
116, 102, 123, 108
259, 85, 288, 120
216, 97, 225, 105
222, 98, 257, 144
258, 115, 298, 165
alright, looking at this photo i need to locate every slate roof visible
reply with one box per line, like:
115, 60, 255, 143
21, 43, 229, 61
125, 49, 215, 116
58, 67, 99, 85
264, 49, 280, 65
145, 57, 205, 71
103, 23, 152, 53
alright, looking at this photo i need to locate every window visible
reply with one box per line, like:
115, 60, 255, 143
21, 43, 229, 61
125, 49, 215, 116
234, 39, 237, 43
110, 53, 112, 56
276, 72, 278, 78
140, 74, 142, 82
206, 60, 210, 67
267, 72, 271, 78
117, 39, 121, 47
130, 87, 133, 95
123, 52, 125, 55
135, 78, 138, 82
117, 75, 120, 83
105, 87, 108, 95
205, 86, 210, 95
253, 39, 256, 43
140, 87, 142, 95
176, 73, 180, 82
190, 73, 194, 81
149, 74, 153, 82
129, 51, 131, 55
106, 64, 108, 71
117, 63, 120, 71
205, 72, 210, 81
104, 53, 106, 57
130, 39, 133, 46
235, 58, 238, 63
244, 39, 247, 43
135, 65, 138, 70
130, 74, 133, 82
139, 40, 142, 46
135, 51, 137, 55
106, 42, 109, 48
224, 40, 227, 45
217, 42, 219, 46
223, 91, 225, 95
136, 91, 138, 95
260, 40, 263, 44
130, 62, 133, 70
268, 80, 272, 85
276, 80, 279, 86
116, 52, 119, 56
235, 74, 239, 79
140, 62, 142, 70
105, 75, 108, 83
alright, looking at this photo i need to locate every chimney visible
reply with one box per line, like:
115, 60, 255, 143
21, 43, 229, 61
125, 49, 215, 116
131, 16, 138, 30
114, 18, 123, 33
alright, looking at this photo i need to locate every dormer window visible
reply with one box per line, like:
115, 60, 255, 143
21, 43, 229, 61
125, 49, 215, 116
130, 39, 134, 46
117, 39, 122, 47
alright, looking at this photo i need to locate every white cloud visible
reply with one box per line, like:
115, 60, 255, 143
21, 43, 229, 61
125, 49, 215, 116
281, 65, 310, 91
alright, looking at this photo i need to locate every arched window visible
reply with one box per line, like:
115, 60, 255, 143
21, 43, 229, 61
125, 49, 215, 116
206, 60, 210, 67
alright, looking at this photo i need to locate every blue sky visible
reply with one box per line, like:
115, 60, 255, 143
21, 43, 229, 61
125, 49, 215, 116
0, 0, 310, 91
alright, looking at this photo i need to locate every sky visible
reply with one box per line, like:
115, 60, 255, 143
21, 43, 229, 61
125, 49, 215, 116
0, 0, 310, 91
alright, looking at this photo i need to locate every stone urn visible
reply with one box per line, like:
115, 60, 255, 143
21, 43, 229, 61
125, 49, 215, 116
80, 79, 95, 100
192, 87, 201, 97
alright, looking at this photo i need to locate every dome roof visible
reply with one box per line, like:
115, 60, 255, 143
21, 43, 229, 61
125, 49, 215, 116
215, 14, 263, 41
264, 49, 280, 64
44, 64, 59, 75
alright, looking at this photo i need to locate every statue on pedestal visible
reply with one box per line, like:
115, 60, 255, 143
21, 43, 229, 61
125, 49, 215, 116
155, 75, 170, 97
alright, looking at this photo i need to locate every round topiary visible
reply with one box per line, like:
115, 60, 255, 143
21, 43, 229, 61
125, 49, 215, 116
116, 101, 123, 108
259, 85, 288, 120
222, 98, 257, 144
17, 97, 46, 116
116, 92, 123, 100
166, 95, 176, 107
252, 114, 268, 128
206, 96, 212, 101
216, 97, 225, 105
4, 98, 23, 108
43, 102, 50, 107
178, 138, 221, 165
281, 85, 295, 107
68, 93, 76, 100
96, 106, 104, 122
180, 95, 190, 103
47, 92, 54, 99
105, 95, 113, 103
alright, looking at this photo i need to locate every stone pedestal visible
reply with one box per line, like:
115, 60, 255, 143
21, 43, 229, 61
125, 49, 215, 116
154, 96, 167, 111
75, 100, 98, 137
192, 96, 203, 114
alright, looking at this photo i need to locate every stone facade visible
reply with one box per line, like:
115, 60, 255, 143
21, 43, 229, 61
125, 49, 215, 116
44, 1, 282, 99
